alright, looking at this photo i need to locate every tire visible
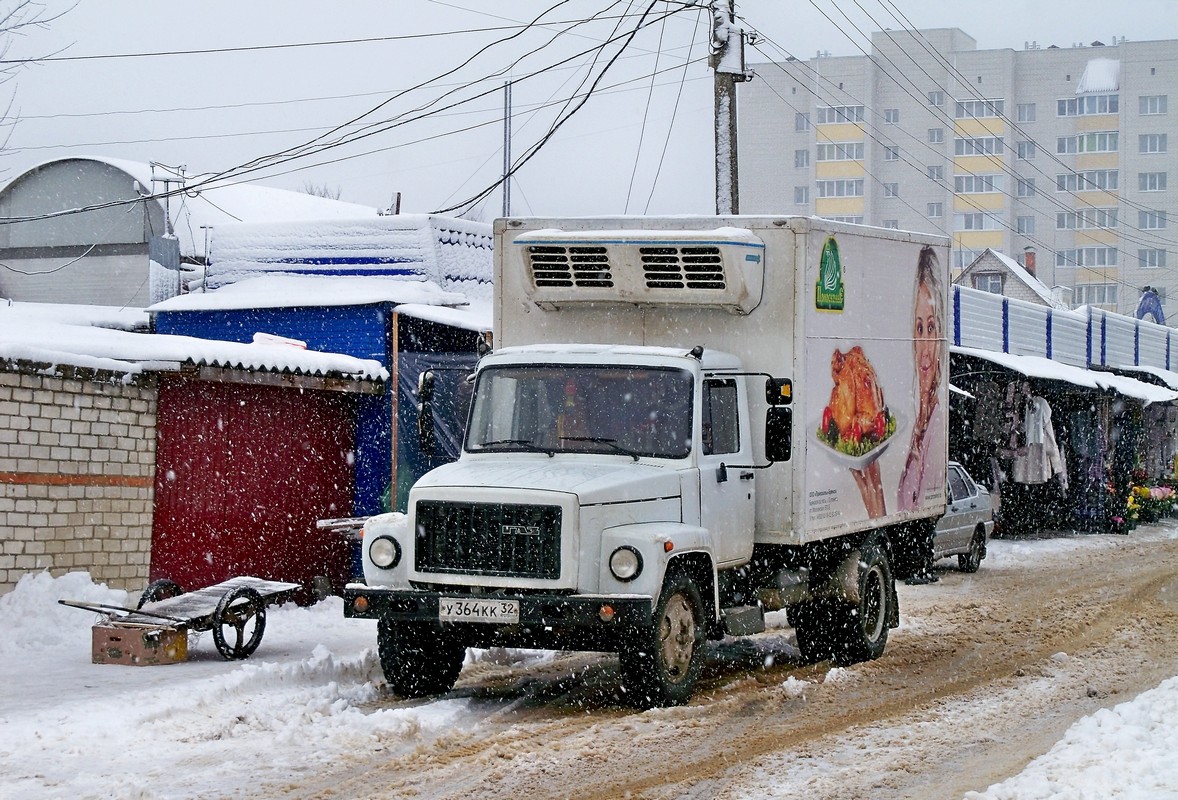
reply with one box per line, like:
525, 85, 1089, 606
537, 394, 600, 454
791, 600, 837, 664
620, 573, 705, 708
958, 526, 986, 573
377, 618, 466, 698
792, 538, 896, 667
138, 579, 184, 609
212, 587, 267, 660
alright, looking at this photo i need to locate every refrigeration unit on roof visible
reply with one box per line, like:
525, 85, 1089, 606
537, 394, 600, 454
513, 228, 766, 314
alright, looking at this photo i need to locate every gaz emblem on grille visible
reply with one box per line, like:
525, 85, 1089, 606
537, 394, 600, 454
502, 524, 541, 536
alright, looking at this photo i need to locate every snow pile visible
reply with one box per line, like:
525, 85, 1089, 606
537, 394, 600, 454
967, 677, 1178, 799
0, 571, 469, 800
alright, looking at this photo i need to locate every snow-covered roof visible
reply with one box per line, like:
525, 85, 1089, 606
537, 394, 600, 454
1076, 57, 1120, 93
0, 299, 149, 331
968, 249, 1065, 309
0, 303, 387, 381
394, 301, 492, 333
952, 346, 1178, 405
3, 156, 381, 260
205, 214, 493, 298
149, 274, 470, 313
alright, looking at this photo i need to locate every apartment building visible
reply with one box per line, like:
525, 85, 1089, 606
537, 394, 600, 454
738, 28, 1178, 318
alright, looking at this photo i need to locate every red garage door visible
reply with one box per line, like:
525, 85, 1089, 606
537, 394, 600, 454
151, 377, 356, 599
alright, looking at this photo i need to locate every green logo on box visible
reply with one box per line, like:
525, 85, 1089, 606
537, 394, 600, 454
816, 236, 845, 311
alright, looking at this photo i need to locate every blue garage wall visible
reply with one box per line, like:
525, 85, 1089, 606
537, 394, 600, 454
154, 304, 394, 515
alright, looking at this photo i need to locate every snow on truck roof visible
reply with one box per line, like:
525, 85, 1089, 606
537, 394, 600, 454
487, 344, 741, 369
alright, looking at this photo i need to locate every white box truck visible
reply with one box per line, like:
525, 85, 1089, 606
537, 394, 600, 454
344, 216, 951, 707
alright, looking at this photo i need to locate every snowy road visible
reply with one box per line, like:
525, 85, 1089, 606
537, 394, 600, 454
5, 524, 1178, 799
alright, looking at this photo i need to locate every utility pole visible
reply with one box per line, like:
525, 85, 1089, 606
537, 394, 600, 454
709, 0, 749, 215
502, 80, 513, 218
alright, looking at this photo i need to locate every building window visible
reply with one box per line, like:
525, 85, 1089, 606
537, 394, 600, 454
928, 128, 944, 144
1074, 283, 1118, 306
1017, 178, 1036, 197
1016, 103, 1036, 122
1057, 94, 1119, 116
816, 179, 864, 197
795, 149, 810, 168
928, 90, 944, 106
954, 249, 983, 269
1057, 131, 1118, 154
884, 108, 900, 124
816, 105, 865, 124
1057, 169, 1118, 191
1140, 133, 1168, 153
1056, 247, 1119, 268
1139, 171, 1167, 191
955, 212, 1001, 231
884, 145, 899, 161
1017, 140, 1036, 160
794, 186, 809, 205
1057, 208, 1118, 230
1140, 95, 1168, 115
954, 174, 1003, 193
955, 99, 1004, 118
927, 165, 944, 181
795, 112, 811, 131
955, 136, 1005, 156
883, 219, 899, 229
1017, 216, 1035, 234
972, 273, 1004, 294
822, 215, 864, 224
1139, 249, 1167, 268
927, 202, 943, 218
816, 141, 865, 161
1140, 210, 1168, 229
883, 182, 899, 197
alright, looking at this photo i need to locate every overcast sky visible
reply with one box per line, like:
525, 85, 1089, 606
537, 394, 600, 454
5, 0, 1178, 219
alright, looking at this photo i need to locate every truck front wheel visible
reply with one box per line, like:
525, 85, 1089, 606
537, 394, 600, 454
620, 574, 705, 708
377, 618, 466, 698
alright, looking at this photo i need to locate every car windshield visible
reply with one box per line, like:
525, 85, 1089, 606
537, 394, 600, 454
466, 364, 694, 459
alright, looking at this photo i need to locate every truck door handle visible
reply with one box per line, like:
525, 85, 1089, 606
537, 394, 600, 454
740, 471, 755, 481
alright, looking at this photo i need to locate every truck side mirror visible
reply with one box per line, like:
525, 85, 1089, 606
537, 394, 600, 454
765, 406, 792, 462
417, 370, 436, 458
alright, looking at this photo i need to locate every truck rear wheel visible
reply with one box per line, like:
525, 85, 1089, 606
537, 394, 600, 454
791, 539, 894, 666
377, 618, 466, 698
620, 573, 705, 708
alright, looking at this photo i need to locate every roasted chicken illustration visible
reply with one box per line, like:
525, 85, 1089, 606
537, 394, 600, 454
825, 346, 887, 443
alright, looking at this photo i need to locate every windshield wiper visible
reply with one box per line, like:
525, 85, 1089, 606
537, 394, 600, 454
478, 439, 555, 457
560, 436, 640, 461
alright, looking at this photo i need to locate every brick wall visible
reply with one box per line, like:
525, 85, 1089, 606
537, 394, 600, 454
0, 367, 158, 594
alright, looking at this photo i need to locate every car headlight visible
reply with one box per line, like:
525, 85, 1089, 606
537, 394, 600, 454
608, 546, 643, 582
369, 535, 401, 569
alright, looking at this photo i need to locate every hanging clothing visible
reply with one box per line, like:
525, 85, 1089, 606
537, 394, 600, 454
1012, 395, 1068, 491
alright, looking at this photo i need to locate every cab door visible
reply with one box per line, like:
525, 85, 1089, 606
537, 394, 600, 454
699, 377, 756, 566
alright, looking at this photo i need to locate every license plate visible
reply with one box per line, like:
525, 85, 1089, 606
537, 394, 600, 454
438, 597, 519, 624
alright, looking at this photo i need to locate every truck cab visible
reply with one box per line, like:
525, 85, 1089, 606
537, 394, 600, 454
350, 344, 778, 706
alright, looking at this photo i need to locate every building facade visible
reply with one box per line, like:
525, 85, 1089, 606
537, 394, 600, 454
739, 28, 1178, 318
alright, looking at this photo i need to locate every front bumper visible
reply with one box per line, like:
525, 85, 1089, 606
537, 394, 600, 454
343, 585, 653, 650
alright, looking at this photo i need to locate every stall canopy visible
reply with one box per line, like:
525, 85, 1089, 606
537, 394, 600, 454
952, 346, 1178, 405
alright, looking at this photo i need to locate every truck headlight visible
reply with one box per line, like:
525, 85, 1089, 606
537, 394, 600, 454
369, 536, 401, 569
609, 546, 643, 582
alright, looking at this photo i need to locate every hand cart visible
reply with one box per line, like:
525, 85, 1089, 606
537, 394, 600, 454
60, 576, 300, 662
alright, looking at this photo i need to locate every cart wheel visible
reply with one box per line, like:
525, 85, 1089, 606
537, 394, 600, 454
213, 587, 267, 660
138, 579, 184, 609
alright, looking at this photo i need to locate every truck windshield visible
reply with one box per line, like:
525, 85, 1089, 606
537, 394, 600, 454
466, 364, 694, 459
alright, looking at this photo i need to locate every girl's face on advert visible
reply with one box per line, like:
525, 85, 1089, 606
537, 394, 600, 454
914, 283, 939, 397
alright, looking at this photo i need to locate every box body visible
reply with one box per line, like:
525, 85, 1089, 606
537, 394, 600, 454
92, 623, 188, 666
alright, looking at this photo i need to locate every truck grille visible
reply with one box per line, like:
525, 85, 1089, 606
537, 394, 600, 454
414, 501, 562, 579
527, 245, 614, 288
640, 246, 726, 290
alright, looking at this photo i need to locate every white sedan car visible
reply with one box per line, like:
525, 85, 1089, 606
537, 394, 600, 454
934, 461, 995, 572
